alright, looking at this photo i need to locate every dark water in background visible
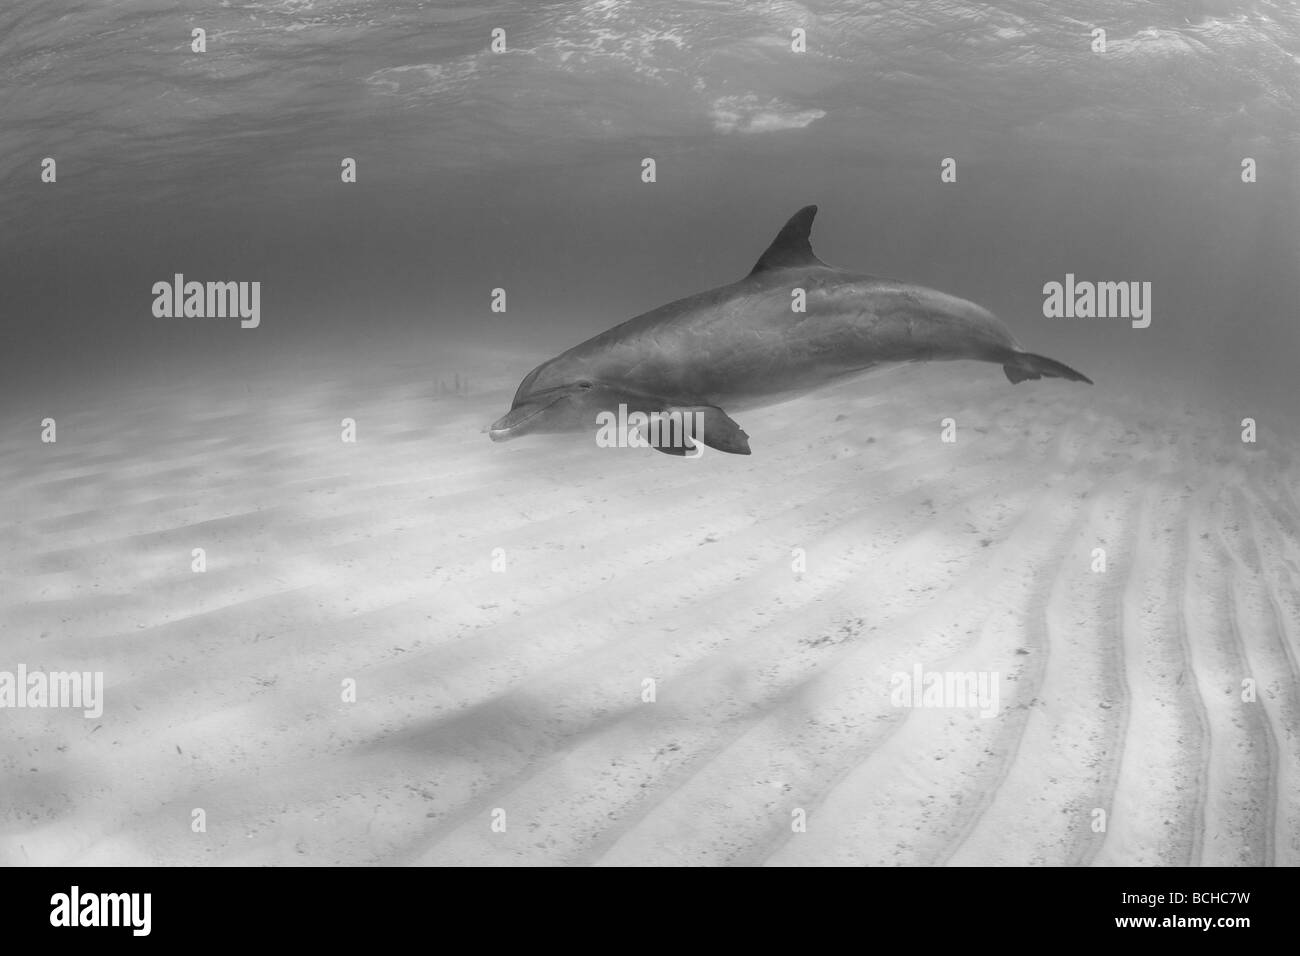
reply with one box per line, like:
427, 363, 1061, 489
1, 0, 1297, 421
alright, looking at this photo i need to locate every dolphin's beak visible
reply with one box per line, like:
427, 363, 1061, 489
488, 409, 526, 442
488, 393, 566, 442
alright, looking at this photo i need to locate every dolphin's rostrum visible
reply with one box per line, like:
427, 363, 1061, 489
490, 205, 1091, 455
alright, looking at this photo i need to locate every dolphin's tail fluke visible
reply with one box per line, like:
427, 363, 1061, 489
1002, 350, 1093, 385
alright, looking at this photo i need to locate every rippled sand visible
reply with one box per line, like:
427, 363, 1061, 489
1, 348, 1296, 866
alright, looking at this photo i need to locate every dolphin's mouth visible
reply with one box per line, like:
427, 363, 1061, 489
488, 390, 568, 441
488, 411, 531, 442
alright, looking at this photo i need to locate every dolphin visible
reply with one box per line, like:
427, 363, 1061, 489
489, 205, 1091, 455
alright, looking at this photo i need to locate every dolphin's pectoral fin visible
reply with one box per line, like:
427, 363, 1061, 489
674, 405, 751, 455
682, 406, 751, 455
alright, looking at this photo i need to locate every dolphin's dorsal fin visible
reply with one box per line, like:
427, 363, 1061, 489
749, 205, 824, 275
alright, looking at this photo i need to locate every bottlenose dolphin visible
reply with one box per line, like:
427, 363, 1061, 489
489, 205, 1091, 455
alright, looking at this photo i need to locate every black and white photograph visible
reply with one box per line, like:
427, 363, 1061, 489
1, 0, 1297, 889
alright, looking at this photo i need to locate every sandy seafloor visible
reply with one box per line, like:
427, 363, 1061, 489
1, 346, 1296, 866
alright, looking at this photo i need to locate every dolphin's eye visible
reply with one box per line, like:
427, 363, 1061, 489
578, 381, 593, 389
